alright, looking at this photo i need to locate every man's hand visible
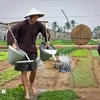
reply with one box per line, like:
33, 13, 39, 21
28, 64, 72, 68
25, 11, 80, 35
45, 41, 50, 49
12, 43, 18, 49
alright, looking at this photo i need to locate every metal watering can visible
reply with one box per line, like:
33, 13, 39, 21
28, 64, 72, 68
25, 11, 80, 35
40, 22, 57, 61
40, 42, 57, 61
8, 45, 34, 65
8, 45, 42, 65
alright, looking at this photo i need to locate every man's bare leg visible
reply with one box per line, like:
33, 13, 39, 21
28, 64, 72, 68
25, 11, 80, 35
29, 70, 38, 94
21, 71, 30, 99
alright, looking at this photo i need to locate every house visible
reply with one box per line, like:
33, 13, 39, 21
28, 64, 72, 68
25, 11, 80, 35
66, 32, 71, 40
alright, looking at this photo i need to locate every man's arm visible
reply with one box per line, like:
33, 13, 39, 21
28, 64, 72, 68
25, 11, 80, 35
7, 23, 21, 49
39, 22, 50, 48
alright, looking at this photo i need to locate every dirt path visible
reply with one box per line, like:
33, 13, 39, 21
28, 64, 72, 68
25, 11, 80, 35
0, 55, 100, 100
0, 61, 13, 72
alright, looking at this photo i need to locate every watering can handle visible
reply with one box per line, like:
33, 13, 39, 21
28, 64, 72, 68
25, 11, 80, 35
8, 23, 19, 49
44, 22, 48, 42
43, 22, 50, 49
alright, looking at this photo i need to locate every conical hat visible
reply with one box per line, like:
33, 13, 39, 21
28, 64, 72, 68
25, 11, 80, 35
25, 8, 44, 18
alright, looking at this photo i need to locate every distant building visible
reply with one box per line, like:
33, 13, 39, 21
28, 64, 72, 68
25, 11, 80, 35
0, 21, 53, 41
0, 21, 70, 41
66, 32, 71, 40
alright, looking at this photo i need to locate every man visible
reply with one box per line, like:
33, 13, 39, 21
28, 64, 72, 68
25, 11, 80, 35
7, 8, 50, 99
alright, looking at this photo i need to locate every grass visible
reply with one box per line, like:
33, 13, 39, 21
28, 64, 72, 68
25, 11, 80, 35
70, 49, 88, 57
0, 40, 7, 45
0, 88, 79, 100
0, 85, 26, 100
56, 47, 76, 55
0, 52, 8, 61
37, 89, 79, 100
0, 68, 21, 85
52, 40, 75, 45
92, 50, 99, 57
89, 40, 98, 45
70, 58, 97, 87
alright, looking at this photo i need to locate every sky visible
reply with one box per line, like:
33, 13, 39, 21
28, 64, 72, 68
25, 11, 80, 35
0, 0, 100, 31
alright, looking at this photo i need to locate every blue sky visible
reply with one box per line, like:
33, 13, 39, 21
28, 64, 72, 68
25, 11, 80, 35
0, 0, 100, 31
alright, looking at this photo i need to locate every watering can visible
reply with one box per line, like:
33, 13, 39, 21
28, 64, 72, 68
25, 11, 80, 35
8, 45, 34, 65
40, 42, 57, 61
40, 22, 57, 61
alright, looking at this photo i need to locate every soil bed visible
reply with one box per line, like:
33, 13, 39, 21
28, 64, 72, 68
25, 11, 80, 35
0, 48, 100, 100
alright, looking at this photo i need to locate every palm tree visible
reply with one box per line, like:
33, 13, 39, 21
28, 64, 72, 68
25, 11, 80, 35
65, 22, 71, 31
65, 20, 76, 31
63, 26, 66, 33
57, 26, 63, 33
93, 26, 100, 40
51, 21, 58, 31
51, 21, 58, 44
64, 20, 76, 40
70, 20, 75, 28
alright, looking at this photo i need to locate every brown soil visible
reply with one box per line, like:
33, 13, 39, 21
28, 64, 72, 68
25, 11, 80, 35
0, 49, 100, 100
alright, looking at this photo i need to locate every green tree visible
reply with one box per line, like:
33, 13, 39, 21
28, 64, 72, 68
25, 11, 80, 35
65, 20, 76, 31
57, 26, 63, 33
71, 20, 76, 28
51, 21, 58, 31
51, 21, 58, 44
65, 22, 71, 31
93, 26, 100, 40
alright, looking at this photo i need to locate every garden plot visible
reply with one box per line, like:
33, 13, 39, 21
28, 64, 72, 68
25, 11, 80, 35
0, 49, 100, 100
